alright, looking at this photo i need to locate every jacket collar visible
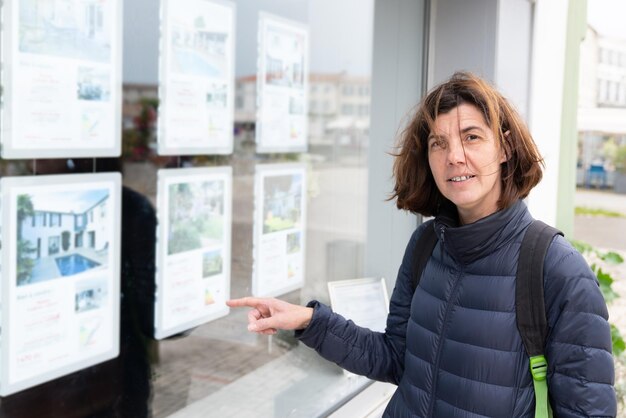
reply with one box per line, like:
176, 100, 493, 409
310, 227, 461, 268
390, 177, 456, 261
433, 199, 532, 265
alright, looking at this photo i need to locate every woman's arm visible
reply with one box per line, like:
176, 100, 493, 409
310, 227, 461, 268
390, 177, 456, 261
544, 237, 617, 417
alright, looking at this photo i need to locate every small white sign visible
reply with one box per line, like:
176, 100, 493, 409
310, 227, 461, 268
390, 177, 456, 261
328, 277, 389, 333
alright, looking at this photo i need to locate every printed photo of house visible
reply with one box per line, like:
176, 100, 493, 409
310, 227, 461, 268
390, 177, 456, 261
264, 24, 305, 89
262, 173, 303, 234
170, 19, 228, 78
16, 189, 110, 286
19, 0, 113, 63
168, 179, 225, 255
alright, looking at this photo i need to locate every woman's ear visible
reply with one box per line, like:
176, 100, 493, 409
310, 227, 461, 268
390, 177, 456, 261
500, 130, 511, 163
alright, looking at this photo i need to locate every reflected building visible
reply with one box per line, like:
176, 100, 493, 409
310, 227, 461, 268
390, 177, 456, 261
121, 72, 371, 163
577, 25, 626, 188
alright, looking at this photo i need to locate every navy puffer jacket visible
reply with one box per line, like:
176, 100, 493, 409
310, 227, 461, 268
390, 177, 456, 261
297, 200, 616, 417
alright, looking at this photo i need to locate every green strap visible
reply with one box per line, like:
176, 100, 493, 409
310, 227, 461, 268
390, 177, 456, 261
530, 355, 553, 418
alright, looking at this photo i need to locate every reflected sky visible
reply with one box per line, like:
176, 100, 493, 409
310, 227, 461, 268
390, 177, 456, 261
29, 189, 109, 213
588, 0, 626, 40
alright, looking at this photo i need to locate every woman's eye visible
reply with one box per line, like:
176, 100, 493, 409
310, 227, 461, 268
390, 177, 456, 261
430, 140, 443, 149
466, 134, 479, 142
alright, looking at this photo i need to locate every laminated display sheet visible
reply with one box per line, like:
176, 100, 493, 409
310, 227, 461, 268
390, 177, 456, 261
252, 164, 307, 297
256, 13, 309, 153
158, 0, 236, 155
155, 167, 232, 339
0, 0, 123, 158
0, 173, 121, 396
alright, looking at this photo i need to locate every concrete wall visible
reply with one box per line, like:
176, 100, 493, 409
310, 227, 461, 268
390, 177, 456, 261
428, 0, 498, 87
365, 0, 426, 289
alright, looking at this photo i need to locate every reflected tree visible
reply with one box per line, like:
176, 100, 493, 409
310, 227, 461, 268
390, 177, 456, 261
17, 194, 36, 285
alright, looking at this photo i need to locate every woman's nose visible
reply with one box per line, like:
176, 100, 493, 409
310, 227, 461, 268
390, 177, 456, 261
446, 139, 466, 165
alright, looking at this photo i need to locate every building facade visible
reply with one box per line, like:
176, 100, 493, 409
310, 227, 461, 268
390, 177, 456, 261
0, 0, 583, 416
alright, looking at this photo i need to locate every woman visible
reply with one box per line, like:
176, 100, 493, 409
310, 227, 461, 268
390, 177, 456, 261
228, 72, 616, 417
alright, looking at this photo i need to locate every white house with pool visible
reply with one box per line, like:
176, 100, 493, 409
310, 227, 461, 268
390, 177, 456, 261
18, 190, 110, 286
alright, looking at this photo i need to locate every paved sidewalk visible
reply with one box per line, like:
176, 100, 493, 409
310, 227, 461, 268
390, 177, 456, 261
573, 188, 626, 251
574, 188, 626, 216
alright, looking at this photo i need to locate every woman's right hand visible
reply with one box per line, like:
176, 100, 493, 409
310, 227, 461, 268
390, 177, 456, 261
226, 297, 314, 335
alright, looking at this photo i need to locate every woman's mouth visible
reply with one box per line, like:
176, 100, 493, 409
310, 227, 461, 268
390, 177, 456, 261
447, 175, 475, 182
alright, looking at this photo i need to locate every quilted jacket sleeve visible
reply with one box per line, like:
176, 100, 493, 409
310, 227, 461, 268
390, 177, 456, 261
544, 236, 617, 417
295, 224, 427, 384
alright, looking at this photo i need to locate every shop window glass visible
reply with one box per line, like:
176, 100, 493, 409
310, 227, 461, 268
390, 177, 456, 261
0, 0, 376, 416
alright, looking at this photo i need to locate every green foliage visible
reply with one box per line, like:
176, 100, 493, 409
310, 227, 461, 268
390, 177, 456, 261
615, 144, 626, 174
263, 217, 295, 234
595, 265, 619, 304
16, 194, 36, 284
17, 194, 34, 220
573, 239, 625, 355
571, 240, 624, 265
168, 226, 202, 255
612, 325, 625, 356
575, 206, 626, 218
123, 98, 158, 161
602, 251, 625, 265
196, 216, 223, 240
168, 217, 224, 255
16, 239, 36, 285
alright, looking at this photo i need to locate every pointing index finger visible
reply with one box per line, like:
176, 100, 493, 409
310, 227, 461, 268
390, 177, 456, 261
226, 297, 267, 309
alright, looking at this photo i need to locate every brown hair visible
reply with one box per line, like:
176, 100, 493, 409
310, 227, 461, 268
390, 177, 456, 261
390, 71, 543, 217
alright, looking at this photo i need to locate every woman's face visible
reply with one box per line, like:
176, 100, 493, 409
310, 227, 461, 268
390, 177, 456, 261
427, 103, 506, 224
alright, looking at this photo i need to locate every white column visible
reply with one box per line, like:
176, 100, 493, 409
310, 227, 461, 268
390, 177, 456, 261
526, 0, 570, 225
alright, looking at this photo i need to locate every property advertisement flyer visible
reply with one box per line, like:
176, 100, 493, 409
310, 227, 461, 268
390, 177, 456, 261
155, 167, 232, 339
158, 0, 236, 155
252, 164, 307, 297
0, 0, 122, 159
0, 173, 121, 396
256, 13, 309, 153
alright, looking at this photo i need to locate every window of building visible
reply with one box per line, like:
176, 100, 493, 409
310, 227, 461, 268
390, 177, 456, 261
341, 103, 354, 115
598, 79, 608, 103
0, 0, 419, 416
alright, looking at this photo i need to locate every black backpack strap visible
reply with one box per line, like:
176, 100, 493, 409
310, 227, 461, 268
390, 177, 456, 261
516, 219, 563, 357
411, 222, 438, 291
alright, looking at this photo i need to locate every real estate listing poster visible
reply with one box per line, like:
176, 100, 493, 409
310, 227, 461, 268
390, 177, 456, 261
0, 0, 122, 159
0, 173, 121, 396
155, 167, 232, 339
252, 164, 307, 297
158, 0, 236, 155
256, 13, 309, 153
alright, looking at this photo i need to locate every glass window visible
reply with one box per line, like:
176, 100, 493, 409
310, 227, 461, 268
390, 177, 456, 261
601, 48, 609, 64
0, 0, 387, 416
598, 79, 608, 103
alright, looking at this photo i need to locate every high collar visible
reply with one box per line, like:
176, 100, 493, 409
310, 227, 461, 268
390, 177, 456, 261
433, 199, 533, 265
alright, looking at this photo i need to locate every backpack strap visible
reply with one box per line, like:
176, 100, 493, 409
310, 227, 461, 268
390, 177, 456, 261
411, 222, 438, 292
516, 219, 563, 418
